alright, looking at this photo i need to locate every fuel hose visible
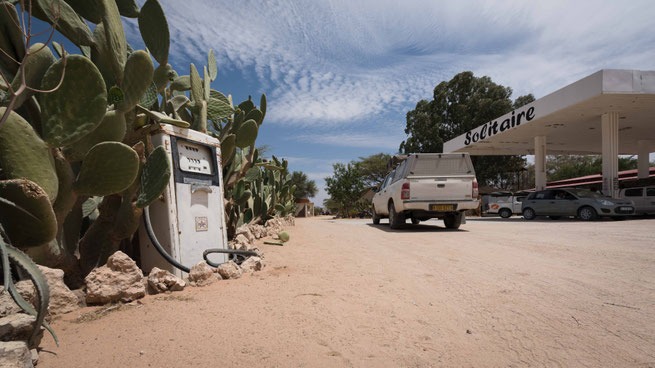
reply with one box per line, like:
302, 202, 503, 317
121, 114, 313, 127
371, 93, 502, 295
142, 207, 258, 272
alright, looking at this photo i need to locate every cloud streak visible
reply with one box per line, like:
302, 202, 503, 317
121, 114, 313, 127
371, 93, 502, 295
150, 0, 655, 132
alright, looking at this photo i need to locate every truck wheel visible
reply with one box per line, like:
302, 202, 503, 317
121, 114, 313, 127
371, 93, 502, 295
388, 202, 405, 229
443, 213, 462, 229
578, 206, 597, 221
372, 205, 380, 225
522, 207, 536, 220
499, 208, 512, 218
411, 218, 420, 225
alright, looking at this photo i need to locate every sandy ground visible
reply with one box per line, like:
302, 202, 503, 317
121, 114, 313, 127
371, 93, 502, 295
38, 216, 655, 367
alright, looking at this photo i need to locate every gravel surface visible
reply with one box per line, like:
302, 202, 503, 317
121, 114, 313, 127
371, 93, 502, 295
39, 216, 655, 367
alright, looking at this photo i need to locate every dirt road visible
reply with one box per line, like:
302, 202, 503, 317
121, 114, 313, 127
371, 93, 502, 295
39, 216, 655, 367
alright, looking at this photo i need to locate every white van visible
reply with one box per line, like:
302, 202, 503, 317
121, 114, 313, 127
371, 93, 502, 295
486, 192, 529, 218
371, 153, 479, 229
619, 186, 655, 215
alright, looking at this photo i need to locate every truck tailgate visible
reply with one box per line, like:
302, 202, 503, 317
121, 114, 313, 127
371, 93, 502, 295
407, 176, 474, 201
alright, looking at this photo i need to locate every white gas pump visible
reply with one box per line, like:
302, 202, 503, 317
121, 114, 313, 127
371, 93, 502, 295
138, 123, 229, 278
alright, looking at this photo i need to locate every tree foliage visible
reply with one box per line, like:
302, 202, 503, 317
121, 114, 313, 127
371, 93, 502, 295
547, 155, 639, 181
324, 163, 366, 217
355, 153, 391, 187
399, 71, 535, 188
289, 171, 317, 200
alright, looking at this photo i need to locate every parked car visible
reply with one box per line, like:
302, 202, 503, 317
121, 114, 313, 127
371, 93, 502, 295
371, 153, 479, 229
619, 186, 655, 215
521, 188, 635, 221
485, 191, 530, 218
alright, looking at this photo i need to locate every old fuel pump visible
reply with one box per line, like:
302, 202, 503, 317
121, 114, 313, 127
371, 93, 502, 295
138, 124, 229, 278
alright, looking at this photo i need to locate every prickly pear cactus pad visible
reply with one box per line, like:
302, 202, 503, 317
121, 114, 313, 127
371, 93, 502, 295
40, 55, 108, 147
74, 142, 139, 196
9, 43, 56, 109
0, 179, 58, 248
235, 119, 259, 148
220, 134, 236, 161
136, 145, 171, 208
117, 50, 154, 112
63, 110, 127, 161
138, 0, 169, 65
100, 0, 127, 84
0, 108, 59, 201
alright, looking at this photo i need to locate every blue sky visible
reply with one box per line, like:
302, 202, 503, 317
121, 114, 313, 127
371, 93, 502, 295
25, 1, 655, 205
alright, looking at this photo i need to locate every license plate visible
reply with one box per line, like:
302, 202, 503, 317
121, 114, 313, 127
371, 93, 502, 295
430, 204, 454, 211
619, 206, 632, 211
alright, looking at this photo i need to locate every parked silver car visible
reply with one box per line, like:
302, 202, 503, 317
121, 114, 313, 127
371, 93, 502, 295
521, 188, 635, 221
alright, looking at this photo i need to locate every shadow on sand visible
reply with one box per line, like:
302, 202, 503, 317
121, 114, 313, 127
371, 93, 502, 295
365, 222, 467, 233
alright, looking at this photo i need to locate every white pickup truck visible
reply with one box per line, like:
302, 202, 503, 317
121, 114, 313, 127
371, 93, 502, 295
371, 153, 479, 229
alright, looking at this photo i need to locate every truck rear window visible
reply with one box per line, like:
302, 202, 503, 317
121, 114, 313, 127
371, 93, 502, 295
409, 156, 472, 176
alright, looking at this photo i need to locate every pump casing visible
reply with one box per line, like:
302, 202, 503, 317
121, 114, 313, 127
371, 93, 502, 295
138, 124, 228, 278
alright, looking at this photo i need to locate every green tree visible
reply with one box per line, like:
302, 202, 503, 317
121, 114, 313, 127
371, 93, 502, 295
548, 155, 639, 181
324, 163, 366, 217
399, 71, 535, 188
355, 153, 391, 187
289, 171, 318, 199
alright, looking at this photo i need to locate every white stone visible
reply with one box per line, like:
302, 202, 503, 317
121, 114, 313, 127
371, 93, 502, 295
85, 251, 145, 304
147, 267, 186, 293
240, 257, 265, 273
0, 341, 33, 368
37, 266, 78, 315
216, 261, 242, 280
188, 261, 216, 287
0, 314, 43, 348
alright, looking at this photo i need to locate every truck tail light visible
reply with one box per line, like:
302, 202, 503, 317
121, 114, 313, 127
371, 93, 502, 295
401, 182, 410, 200
472, 180, 479, 198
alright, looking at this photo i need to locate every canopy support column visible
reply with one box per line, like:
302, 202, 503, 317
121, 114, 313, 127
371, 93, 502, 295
637, 140, 651, 179
601, 112, 619, 197
534, 136, 547, 191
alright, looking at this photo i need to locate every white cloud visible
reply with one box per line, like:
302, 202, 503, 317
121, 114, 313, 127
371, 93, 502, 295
141, 1, 655, 134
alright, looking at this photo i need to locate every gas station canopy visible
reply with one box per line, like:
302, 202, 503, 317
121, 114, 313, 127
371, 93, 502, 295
443, 69, 655, 196
443, 69, 655, 155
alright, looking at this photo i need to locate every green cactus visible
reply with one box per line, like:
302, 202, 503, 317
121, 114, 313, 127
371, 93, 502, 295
245, 108, 264, 126
189, 63, 203, 102
207, 98, 234, 121
51, 151, 77, 224
278, 231, 290, 243
140, 82, 159, 109
170, 75, 190, 91
115, 0, 140, 18
63, 110, 127, 161
90, 23, 117, 88
153, 63, 174, 92
8, 43, 56, 109
40, 55, 108, 147
136, 145, 171, 207
208, 49, 217, 81
0, 2, 25, 75
210, 89, 231, 107
0, 179, 58, 248
74, 142, 140, 196
31, 0, 95, 47
99, 0, 127, 84
238, 99, 255, 114
0, 108, 59, 201
117, 50, 154, 111
221, 134, 236, 161
64, 0, 102, 24
138, 0, 169, 65
235, 119, 259, 148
